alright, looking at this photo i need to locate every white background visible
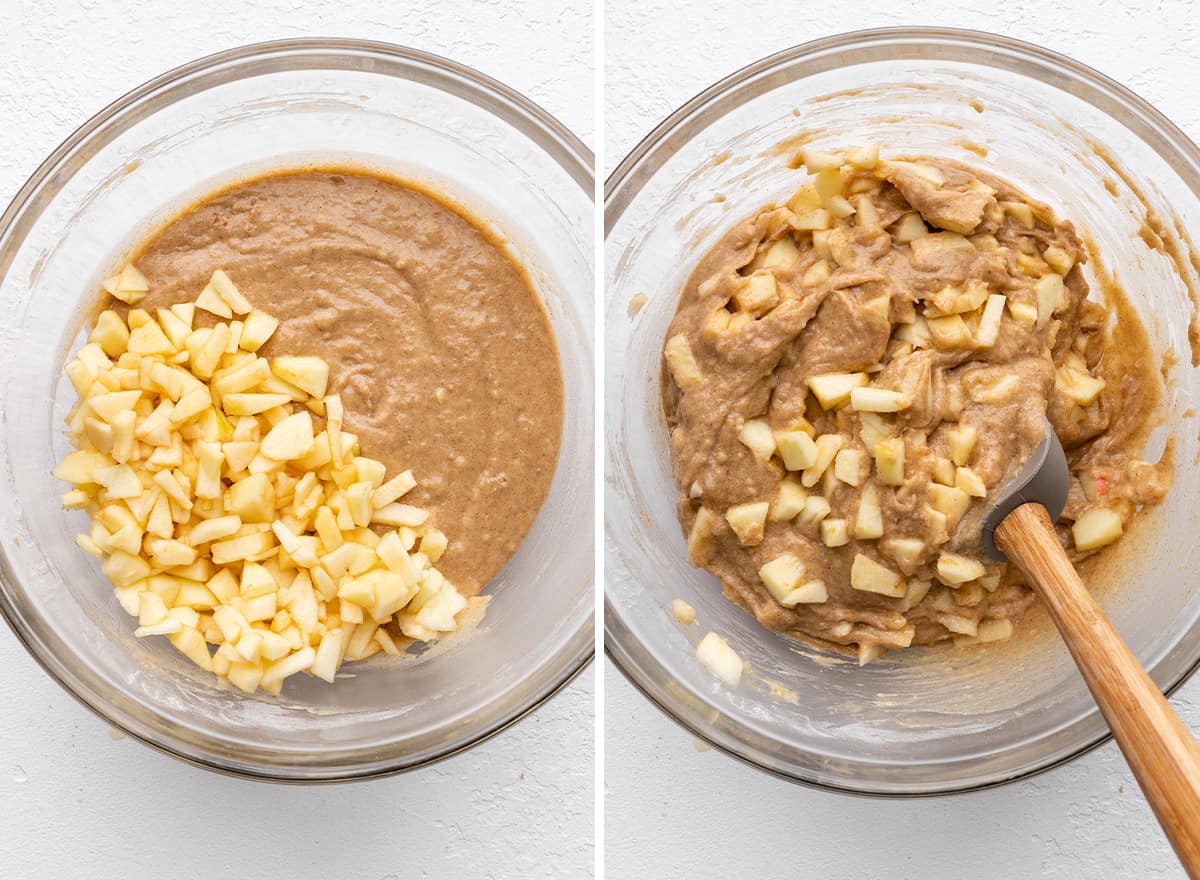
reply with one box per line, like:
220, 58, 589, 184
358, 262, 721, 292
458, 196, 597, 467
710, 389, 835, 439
0, 3, 594, 879
604, 2, 1200, 878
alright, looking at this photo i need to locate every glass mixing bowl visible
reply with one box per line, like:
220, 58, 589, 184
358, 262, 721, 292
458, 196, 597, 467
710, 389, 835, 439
0, 39, 594, 781
605, 27, 1200, 795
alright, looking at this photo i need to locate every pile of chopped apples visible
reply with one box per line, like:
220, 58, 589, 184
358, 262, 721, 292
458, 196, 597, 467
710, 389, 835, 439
53, 266, 466, 695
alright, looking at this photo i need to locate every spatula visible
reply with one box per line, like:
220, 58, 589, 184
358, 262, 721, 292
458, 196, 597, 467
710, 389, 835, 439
982, 415, 1200, 877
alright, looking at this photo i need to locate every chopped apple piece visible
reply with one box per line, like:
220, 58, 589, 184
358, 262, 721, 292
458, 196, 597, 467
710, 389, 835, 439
1001, 201, 1035, 228
858, 412, 893, 450
892, 212, 928, 243
850, 554, 904, 597
1042, 245, 1074, 275
725, 502, 769, 546
955, 466, 987, 498
850, 387, 910, 413
873, 436, 905, 486
271, 356, 329, 398
1007, 299, 1037, 325
926, 315, 972, 349
91, 310, 131, 357
977, 618, 1014, 642
854, 482, 883, 540
759, 553, 806, 603
757, 237, 800, 273
882, 537, 925, 570
929, 483, 971, 524
195, 284, 233, 318
696, 632, 743, 686
846, 144, 879, 170
909, 232, 974, 267
738, 418, 776, 465
948, 424, 977, 466
687, 507, 719, 564
800, 260, 832, 288
975, 294, 1006, 347
775, 429, 817, 471
733, 272, 779, 314
1056, 366, 1106, 406
807, 372, 868, 409
798, 148, 843, 172
259, 411, 315, 461
833, 448, 868, 487
208, 269, 252, 315
665, 335, 703, 391
801, 434, 843, 488
672, 599, 697, 625
936, 553, 986, 585
798, 495, 831, 525
769, 477, 807, 522
820, 518, 849, 548
1072, 507, 1123, 551
1035, 274, 1066, 327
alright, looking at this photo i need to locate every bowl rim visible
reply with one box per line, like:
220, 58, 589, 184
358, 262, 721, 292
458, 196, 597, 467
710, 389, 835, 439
603, 25, 1200, 796
0, 36, 595, 783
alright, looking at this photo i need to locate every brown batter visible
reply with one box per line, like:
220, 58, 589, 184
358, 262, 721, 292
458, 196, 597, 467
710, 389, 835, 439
130, 169, 563, 594
663, 150, 1170, 657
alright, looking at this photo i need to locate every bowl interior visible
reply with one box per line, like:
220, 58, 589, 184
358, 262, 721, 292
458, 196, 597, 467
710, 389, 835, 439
0, 43, 594, 779
606, 31, 1200, 793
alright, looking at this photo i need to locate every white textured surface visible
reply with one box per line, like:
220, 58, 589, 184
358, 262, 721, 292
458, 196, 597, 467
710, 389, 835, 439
605, 3, 1200, 878
0, 2, 593, 878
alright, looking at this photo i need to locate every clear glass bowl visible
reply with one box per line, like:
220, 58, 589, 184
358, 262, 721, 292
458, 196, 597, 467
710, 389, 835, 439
0, 39, 594, 781
605, 27, 1200, 795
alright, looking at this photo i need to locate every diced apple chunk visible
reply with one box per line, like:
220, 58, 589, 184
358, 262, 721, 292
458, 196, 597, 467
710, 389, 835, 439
800, 434, 842, 488
936, 553, 986, 585
833, 448, 868, 487
976, 294, 1007, 347
929, 483, 971, 523
799, 495, 831, 525
927, 315, 972, 349
850, 387, 910, 413
977, 618, 1014, 642
733, 272, 779, 314
1035, 274, 1066, 327
672, 599, 697, 625
738, 418, 776, 465
759, 553, 805, 603
260, 411, 315, 460
1042, 245, 1075, 275
873, 436, 905, 486
696, 632, 743, 686
948, 424, 977, 466
854, 482, 883, 540
776, 429, 817, 471
725, 502, 769, 547
850, 554, 904, 597
665, 334, 704, 391
271, 356, 329, 398
1056, 366, 1106, 406
807, 372, 868, 409
955, 466, 987, 498
687, 507, 719, 564
820, 518, 849, 548
769, 477, 807, 522
1072, 507, 1123, 551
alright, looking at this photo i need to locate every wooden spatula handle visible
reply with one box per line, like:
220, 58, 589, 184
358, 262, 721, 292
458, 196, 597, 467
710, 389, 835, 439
996, 502, 1200, 877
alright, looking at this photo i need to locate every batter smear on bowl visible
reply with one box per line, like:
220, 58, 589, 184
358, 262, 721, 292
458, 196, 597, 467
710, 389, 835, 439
662, 146, 1170, 663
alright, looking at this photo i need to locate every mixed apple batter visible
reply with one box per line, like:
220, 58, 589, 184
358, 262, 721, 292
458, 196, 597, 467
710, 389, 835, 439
663, 146, 1170, 663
